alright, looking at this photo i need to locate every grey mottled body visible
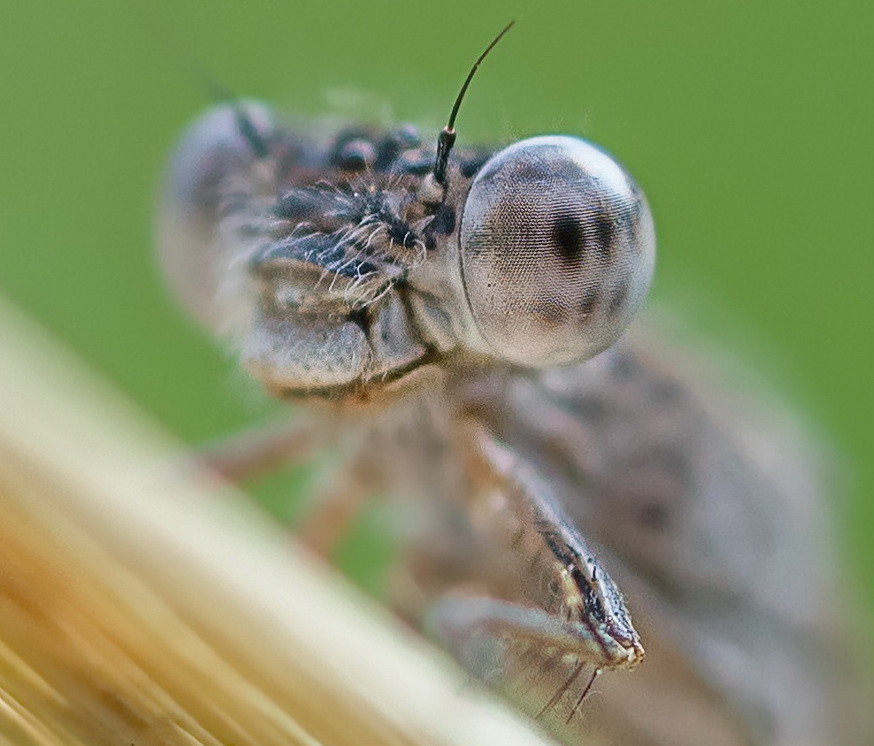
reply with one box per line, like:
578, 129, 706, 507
158, 103, 850, 745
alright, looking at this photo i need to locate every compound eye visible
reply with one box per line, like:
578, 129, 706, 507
158, 102, 274, 330
459, 135, 655, 367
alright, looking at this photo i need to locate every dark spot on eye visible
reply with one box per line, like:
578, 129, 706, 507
591, 213, 615, 259
638, 502, 669, 530
579, 289, 600, 316
608, 279, 630, 316
505, 161, 548, 183
551, 213, 586, 266
549, 156, 586, 181
534, 298, 570, 326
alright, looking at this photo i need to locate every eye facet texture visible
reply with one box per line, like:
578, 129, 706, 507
459, 136, 655, 367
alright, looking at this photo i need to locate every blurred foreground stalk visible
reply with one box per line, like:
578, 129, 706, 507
0, 297, 553, 746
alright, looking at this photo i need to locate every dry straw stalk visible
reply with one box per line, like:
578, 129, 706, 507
0, 298, 553, 746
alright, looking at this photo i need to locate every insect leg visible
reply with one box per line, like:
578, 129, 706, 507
187, 416, 321, 484
295, 457, 374, 559
455, 420, 644, 670
427, 594, 623, 672
407, 420, 642, 733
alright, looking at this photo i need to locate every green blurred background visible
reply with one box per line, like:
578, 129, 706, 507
1, 1, 872, 613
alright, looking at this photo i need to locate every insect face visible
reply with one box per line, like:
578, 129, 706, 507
159, 103, 654, 401
155, 25, 853, 746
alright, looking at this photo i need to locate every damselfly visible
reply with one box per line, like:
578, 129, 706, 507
157, 24, 850, 745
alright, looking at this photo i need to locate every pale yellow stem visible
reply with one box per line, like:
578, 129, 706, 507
0, 298, 554, 746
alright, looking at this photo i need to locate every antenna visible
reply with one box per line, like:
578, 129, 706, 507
433, 20, 515, 186
138, 4, 270, 159
193, 71, 270, 160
